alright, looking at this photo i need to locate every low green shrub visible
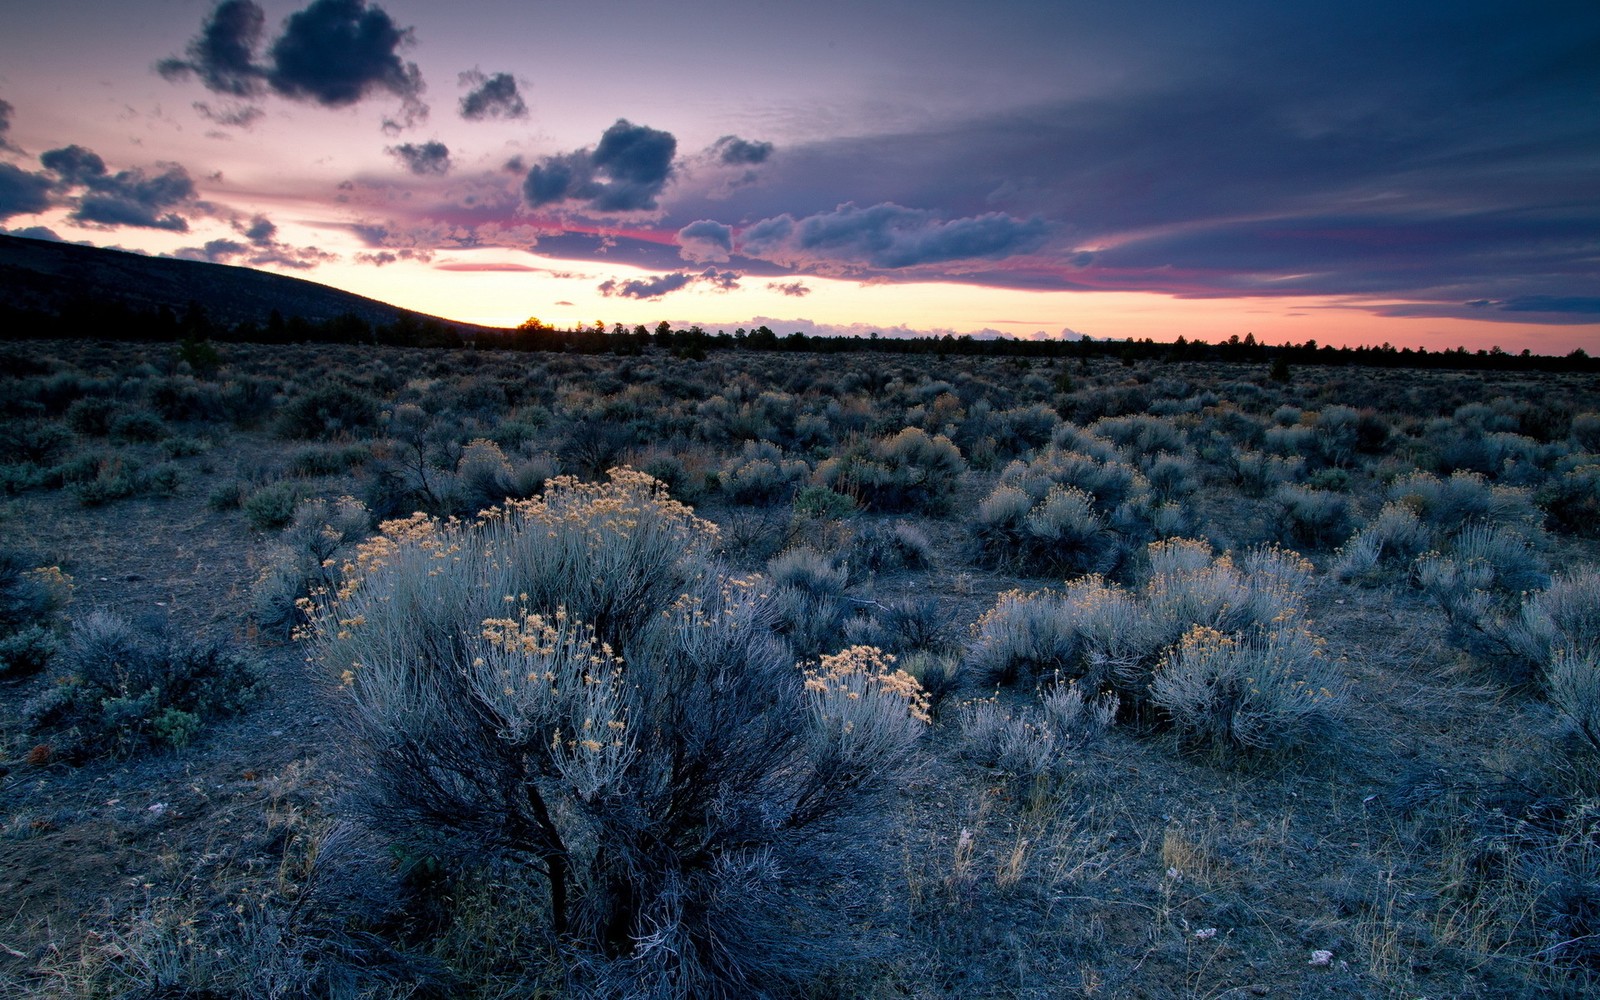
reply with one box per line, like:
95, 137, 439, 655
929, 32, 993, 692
108, 409, 167, 444
815, 426, 966, 514
275, 381, 380, 440
288, 443, 370, 476
24, 610, 259, 758
243, 480, 301, 530
792, 483, 857, 520
73, 456, 144, 506
64, 397, 117, 436
1273, 483, 1352, 548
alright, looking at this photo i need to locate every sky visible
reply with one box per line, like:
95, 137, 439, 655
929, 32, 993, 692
0, 0, 1597, 353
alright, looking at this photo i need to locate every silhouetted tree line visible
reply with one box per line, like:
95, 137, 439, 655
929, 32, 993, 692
3, 291, 1594, 374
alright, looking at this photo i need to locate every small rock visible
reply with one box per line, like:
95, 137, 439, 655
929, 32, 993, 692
147, 802, 167, 816
1309, 949, 1333, 966
1195, 927, 1218, 940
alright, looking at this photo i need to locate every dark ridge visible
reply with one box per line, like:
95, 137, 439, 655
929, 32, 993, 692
0, 233, 495, 338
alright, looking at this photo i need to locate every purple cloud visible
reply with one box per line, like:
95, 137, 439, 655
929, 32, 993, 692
524, 119, 676, 212
0, 163, 54, 220
388, 140, 451, 175
598, 271, 695, 299
676, 219, 733, 263
160, 0, 425, 122
739, 202, 1048, 271
711, 135, 773, 166
40, 145, 198, 232
459, 69, 527, 121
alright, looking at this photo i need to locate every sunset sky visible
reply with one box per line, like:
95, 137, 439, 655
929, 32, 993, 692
1, 0, 1596, 352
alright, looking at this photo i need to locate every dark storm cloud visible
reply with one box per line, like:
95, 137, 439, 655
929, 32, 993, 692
157, 0, 266, 97
459, 69, 527, 121
675, 219, 732, 263
524, 119, 676, 213
1086, 211, 1600, 303
267, 0, 423, 109
160, 0, 425, 121
40, 145, 199, 232
712, 135, 773, 166
739, 202, 1048, 270
388, 140, 451, 175
598, 271, 694, 299
39, 145, 107, 185
0, 163, 54, 220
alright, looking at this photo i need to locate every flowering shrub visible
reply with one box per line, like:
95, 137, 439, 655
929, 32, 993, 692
967, 538, 1343, 752
1150, 624, 1344, 752
1332, 501, 1431, 584
302, 468, 928, 996
251, 496, 370, 637
968, 575, 1150, 687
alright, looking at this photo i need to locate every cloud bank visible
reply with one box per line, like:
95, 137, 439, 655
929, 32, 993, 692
738, 202, 1049, 271
40, 145, 199, 232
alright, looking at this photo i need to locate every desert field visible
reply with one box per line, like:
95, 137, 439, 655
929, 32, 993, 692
2, 336, 1598, 999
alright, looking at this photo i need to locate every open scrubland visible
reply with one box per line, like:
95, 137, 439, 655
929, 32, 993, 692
2, 337, 1598, 998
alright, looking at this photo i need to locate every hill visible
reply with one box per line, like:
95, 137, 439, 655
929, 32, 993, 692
0, 233, 494, 336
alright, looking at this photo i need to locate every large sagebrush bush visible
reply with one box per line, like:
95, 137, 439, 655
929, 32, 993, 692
303, 469, 928, 997
1150, 624, 1344, 753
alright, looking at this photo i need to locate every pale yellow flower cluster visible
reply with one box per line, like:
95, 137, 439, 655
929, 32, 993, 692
805, 645, 932, 724
492, 468, 717, 546
481, 607, 619, 671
